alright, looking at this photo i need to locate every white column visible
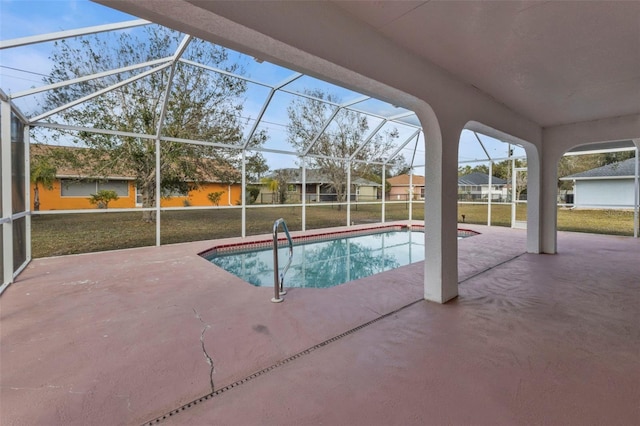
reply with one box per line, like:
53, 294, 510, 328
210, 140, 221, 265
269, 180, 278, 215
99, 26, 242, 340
511, 156, 517, 227
346, 161, 351, 226
537, 141, 564, 254
423, 118, 459, 303
634, 140, 639, 238
408, 170, 413, 221
381, 164, 386, 223
24, 125, 31, 261
487, 161, 493, 226
155, 138, 161, 246
301, 158, 306, 231
241, 150, 246, 237
1, 99, 13, 286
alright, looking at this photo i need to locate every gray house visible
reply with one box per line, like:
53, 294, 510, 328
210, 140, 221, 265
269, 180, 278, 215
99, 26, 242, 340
560, 158, 639, 209
257, 168, 381, 203
458, 172, 508, 201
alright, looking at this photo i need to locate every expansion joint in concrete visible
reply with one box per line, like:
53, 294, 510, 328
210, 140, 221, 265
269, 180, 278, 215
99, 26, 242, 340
458, 252, 527, 285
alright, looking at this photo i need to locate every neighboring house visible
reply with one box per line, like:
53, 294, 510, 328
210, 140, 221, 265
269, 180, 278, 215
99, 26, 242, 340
30, 144, 241, 210
560, 157, 638, 209
256, 168, 381, 203
458, 172, 508, 201
387, 174, 425, 201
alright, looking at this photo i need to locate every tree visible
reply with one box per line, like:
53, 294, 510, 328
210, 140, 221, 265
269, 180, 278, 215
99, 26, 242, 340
244, 153, 269, 183
207, 191, 225, 206
458, 164, 488, 177
388, 155, 411, 177
30, 154, 57, 211
287, 89, 399, 209
261, 169, 292, 204
41, 25, 266, 221
88, 189, 119, 209
245, 185, 261, 204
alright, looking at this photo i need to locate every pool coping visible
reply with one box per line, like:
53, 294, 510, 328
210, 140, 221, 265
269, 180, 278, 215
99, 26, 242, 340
199, 223, 479, 257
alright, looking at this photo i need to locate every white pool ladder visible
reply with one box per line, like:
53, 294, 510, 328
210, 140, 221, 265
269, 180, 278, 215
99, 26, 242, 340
272, 218, 293, 303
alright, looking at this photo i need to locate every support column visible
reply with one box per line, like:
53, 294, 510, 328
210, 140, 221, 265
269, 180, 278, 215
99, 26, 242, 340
381, 164, 386, 223
155, 138, 161, 246
241, 150, 246, 237
24, 125, 31, 261
1, 99, 13, 287
301, 158, 306, 231
524, 144, 547, 253
423, 117, 460, 303
487, 161, 492, 226
346, 161, 351, 226
634, 140, 639, 238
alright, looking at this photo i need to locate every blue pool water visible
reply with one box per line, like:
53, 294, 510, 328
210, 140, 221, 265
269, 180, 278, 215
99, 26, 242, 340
207, 230, 427, 289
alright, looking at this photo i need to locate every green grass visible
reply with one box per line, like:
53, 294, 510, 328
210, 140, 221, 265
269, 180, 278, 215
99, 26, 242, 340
458, 203, 635, 236
30, 202, 637, 258
556, 208, 635, 236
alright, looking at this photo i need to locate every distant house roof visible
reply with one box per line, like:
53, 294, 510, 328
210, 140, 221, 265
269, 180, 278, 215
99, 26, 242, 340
560, 158, 638, 180
387, 174, 425, 186
265, 168, 381, 187
458, 172, 507, 186
30, 144, 240, 183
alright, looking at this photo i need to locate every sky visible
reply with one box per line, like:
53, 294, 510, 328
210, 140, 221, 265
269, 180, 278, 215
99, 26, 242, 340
0, 0, 526, 174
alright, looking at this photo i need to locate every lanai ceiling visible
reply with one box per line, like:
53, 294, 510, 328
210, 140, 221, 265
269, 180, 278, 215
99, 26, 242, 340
99, 0, 640, 129
331, 1, 640, 127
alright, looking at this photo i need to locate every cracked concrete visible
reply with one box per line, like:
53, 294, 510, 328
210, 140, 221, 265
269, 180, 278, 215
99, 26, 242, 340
193, 308, 215, 394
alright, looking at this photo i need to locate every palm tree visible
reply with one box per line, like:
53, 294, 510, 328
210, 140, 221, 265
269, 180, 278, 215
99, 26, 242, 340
260, 177, 280, 204
30, 156, 57, 211
261, 169, 292, 204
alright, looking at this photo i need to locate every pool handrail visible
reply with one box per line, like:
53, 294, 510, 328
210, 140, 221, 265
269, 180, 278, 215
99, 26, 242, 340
272, 218, 293, 303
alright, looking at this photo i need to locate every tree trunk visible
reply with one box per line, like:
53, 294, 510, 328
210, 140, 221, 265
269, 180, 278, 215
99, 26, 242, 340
33, 185, 40, 211
141, 182, 156, 222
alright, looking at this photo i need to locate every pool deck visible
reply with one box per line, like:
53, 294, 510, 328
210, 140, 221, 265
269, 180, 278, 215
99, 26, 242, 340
1, 222, 639, 425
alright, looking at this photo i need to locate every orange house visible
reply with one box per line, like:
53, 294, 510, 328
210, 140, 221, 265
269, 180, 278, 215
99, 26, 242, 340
30, 145, 242, 210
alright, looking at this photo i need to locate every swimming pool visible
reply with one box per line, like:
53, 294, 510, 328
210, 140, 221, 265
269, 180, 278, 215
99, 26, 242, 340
203, 227, 477, 289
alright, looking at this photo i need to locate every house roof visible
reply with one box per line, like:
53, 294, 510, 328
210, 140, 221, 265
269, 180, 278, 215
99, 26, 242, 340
30, 144, 133, 180
560, 157, 638, 180
458, 172, 507, 186
265, 168, 381, 187
387, 174, 425, 186
30, 144, 240, 183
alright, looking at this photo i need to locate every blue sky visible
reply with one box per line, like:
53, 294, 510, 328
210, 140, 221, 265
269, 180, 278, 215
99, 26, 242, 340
0, 0, 525, 172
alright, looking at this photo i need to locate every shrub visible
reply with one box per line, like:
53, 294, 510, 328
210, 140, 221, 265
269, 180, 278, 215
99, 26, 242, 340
88, 190, 119, 209
207, 191, 225, 206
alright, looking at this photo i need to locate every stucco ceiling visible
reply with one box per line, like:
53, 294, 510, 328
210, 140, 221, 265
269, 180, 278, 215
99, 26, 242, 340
97, 0, 640, 128
330, 1, 640, 127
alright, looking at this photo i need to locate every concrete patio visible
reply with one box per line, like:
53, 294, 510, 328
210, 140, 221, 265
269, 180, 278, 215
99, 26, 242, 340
1, 224, 638, 425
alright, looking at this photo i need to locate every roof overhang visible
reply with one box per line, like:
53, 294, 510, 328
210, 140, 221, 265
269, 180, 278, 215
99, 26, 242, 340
559, 175, 636, 181
565, 140, 638, 156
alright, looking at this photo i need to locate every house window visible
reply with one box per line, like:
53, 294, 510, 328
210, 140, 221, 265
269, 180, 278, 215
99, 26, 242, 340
61, 179, 129, 197
135, 186, 143, 206
161, 188, 189, 197
420, 187, 425, 198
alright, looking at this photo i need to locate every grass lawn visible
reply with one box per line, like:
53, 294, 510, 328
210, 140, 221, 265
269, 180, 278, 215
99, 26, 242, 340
458, 203, 635, 235
31, 202, 636, 258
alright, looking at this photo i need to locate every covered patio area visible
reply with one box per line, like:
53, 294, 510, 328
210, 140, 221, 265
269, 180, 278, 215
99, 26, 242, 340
2, 225, 638, 425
